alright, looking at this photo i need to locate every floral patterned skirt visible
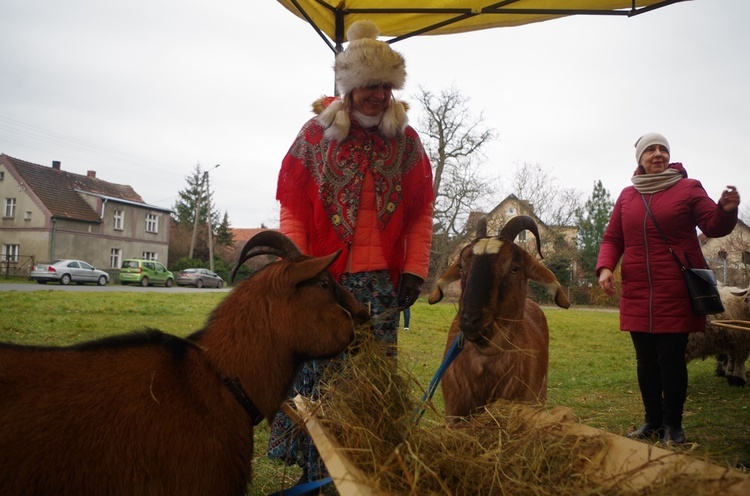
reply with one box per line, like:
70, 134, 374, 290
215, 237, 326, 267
266, 270, 399, 481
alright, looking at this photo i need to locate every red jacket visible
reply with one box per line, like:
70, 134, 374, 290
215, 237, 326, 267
277, 107, 434, 284
597, 166, 737, 333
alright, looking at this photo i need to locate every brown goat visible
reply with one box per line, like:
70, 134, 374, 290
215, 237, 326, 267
0, 231, 369, 496
429, 216, 570, 418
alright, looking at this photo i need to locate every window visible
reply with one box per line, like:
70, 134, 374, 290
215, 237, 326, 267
2, 244, 19, 262
113, 209, 124, 230
110, 248, 121, 269
743, 251, 750, 265
3, 198, 16, 218
0, 171, 4, 180
145, 213, 158, 233
23, 211, 32, 221
142, 251, 158, 261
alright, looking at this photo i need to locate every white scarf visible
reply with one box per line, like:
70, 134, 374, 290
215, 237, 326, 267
631, 168, 683, 194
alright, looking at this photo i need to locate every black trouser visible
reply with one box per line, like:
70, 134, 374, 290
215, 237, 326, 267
630, 332, 689, 429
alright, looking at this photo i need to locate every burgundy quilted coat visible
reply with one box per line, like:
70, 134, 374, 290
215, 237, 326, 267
596, 164, 737, 333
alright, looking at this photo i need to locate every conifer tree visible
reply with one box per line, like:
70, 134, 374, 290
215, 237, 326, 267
576, 180, 614, 283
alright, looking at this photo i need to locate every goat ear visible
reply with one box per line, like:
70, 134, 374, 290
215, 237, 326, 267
427, 286, 444, 304
526, 257, 571, 309
289, 250, 341, 286
428, 262, 462, 304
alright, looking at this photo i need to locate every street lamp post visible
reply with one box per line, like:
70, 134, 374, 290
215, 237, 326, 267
188, 164, 220, 262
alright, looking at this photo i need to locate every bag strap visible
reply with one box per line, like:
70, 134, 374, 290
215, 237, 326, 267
640, 194, 688, 271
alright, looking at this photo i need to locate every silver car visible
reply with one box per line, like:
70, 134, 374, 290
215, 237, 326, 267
175, 268, 224, 288
30, 259, 110, 286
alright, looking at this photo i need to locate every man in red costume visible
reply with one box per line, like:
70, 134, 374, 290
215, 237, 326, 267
268, 20, 434, 489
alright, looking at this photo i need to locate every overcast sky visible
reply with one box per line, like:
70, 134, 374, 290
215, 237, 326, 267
1, 0, 748, 229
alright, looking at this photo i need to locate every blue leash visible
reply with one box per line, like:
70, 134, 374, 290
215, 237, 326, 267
413, 332, 465, 425
268, 476, 333, 496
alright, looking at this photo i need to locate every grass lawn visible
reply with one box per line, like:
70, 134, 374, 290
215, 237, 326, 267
1, 289, 748, 494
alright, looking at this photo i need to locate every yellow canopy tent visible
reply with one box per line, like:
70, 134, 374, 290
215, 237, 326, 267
276, 0, 690, 53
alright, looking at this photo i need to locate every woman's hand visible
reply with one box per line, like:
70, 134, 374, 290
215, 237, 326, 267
598, 268, 616, 296
720, 185, 740, 212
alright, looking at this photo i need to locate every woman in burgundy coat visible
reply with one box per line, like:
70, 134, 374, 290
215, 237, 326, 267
597, 132, 740, 444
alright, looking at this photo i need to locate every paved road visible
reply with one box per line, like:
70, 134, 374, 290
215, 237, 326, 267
0, 282, 231, 293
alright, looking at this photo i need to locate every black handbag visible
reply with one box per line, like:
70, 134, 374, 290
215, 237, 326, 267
641, 195, 725, 315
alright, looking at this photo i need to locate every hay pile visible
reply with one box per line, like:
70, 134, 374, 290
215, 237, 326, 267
305, 334, 742, 495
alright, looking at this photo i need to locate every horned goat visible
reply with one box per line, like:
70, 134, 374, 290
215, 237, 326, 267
0, 231, 369, 496
428, 215, 570, 418
686, 285, 750, 387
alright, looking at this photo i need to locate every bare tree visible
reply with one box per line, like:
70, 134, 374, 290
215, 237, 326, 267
507, 162, 582, 228
413, 86, 498, 286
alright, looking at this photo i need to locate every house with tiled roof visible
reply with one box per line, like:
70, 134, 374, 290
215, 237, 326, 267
468, 194, 578, 255
699, 218, 750, 287
0, 154, 171, 275
229, 227, 270, 246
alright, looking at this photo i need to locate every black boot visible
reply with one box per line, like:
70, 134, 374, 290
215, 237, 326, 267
627, 422, 664, 440
662, 425, 686, 444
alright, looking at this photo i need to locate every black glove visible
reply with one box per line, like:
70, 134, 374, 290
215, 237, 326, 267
398, 273, 424, 309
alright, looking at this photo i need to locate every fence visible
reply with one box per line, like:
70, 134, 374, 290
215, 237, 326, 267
1, 255, 34, 279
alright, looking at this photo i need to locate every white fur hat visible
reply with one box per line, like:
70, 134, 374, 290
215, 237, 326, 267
635, 132, 670, 162
334, 20, 406, 96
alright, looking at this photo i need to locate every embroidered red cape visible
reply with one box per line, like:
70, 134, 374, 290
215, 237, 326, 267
276, 112, 433, 283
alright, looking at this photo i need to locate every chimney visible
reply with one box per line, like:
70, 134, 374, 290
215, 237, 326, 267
52, 160, 61, 170
87, 170, 96, 178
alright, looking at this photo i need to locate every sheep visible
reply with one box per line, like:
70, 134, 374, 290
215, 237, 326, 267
0, 231, 370, 496
686, 285, 750, 387
428, 215, 570, 418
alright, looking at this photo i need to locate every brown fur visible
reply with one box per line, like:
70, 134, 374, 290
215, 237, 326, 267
430, 219, 570, 419
0, 251, 369, 495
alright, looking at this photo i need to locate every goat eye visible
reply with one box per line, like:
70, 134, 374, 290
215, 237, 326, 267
318, 280, 330, 290
511, 266, 521, 274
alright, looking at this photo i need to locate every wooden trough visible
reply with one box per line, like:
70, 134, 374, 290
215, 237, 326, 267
287, 395, 750, 496
276, 328, 750, 495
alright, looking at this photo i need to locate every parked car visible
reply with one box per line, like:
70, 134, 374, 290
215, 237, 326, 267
30, 259, 110, 286
176, 268, 224, 288
119, 259, 174, 287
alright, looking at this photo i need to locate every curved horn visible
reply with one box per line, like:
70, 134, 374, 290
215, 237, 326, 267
499, 215, 543, 259
230, 231, 304, 282
475, 216, 488, 239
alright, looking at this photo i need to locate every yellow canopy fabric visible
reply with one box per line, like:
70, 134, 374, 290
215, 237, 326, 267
277, 0, 689, 52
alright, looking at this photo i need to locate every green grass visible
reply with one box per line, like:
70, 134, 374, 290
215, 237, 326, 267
1, 291, 748, 494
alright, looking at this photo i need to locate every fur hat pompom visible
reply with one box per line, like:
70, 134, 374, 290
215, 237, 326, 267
379, 101, 408, 138
347, 19, 380, 41
334, 20, 406, 96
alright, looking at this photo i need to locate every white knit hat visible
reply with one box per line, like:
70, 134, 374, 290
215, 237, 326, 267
334, 20, 406, 96
635, 132, 670, 163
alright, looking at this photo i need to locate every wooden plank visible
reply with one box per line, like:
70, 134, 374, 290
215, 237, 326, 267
519, 406, 750, 495
291, 396, 375, 496
712, 320, 750, 332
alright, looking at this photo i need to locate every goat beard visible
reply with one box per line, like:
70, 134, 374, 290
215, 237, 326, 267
466, 323, 517, 353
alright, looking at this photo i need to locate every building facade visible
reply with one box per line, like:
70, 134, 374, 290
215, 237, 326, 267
0, 154, 171, 275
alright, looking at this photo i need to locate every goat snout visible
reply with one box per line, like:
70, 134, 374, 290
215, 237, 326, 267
460, 307, 486, 340
335, 283, 370, 325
